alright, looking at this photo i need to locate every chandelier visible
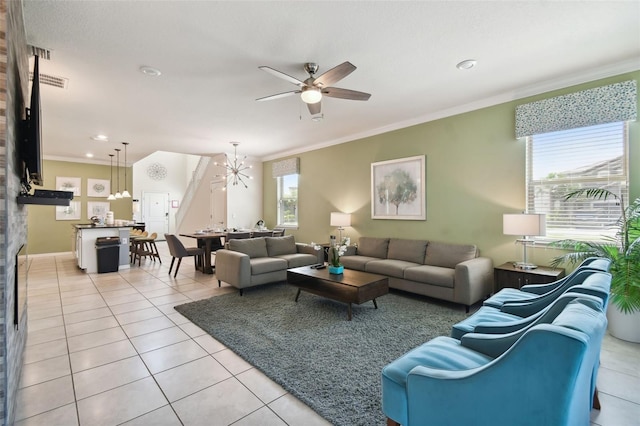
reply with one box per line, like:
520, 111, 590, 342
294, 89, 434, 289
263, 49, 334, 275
215, 142, 252, 189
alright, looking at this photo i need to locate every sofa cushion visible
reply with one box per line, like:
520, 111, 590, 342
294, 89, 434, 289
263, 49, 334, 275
404, 265, 455, 288
250, 257, 287, 275
341, 255, 378, 271
357, 237, 390, 258
424, 241, 477, 268
229, 238, 268, 258
266, 235, 297, 257
366, 259, 418, 279
275, 253, 319, 268
387, 238, 428, 264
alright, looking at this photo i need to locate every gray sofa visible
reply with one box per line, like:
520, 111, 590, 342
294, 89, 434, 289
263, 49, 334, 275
215, 235, 323, 294
340, 237, 493, 311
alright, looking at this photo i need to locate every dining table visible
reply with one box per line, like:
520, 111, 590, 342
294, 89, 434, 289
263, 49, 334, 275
179, 232, 226, 274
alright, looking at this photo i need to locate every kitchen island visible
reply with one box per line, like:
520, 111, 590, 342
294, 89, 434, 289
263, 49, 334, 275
73, 225, 132, 273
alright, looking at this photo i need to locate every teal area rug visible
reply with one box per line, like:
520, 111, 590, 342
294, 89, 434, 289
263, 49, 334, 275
174, 283, 467, 425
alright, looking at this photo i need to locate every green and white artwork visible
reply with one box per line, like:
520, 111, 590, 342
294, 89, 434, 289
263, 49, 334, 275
371, 155, 425, 220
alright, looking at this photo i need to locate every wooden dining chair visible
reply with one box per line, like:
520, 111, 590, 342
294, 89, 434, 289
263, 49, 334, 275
164, 234, 204, 277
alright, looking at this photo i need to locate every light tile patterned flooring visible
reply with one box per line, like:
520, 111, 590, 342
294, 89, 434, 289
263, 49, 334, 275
14, 241, 640, 425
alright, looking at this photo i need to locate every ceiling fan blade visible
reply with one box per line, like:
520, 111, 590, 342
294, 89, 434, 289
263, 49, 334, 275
256, 90, 300, 102
322, 87, 371, 101
259, 66, 306, 87
313, 61, 356, 88
307, 101, 321, 115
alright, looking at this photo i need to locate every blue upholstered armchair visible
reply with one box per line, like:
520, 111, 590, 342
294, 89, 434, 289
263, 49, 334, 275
483, 257, 611, 310
382, 299, 608, 426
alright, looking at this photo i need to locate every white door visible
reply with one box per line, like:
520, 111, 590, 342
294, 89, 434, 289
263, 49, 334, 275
142, 192, 169, 237
210, 180, 226, 230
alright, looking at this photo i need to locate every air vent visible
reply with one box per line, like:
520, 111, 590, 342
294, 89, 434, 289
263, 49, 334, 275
28, 45, 51, 60
29, 72, 69, 89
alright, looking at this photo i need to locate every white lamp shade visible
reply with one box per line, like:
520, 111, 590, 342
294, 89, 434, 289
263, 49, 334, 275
330, 212, 351, 227
503, 213, 546, 237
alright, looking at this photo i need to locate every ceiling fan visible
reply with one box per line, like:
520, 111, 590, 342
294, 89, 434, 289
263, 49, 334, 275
256, 61, 371, 115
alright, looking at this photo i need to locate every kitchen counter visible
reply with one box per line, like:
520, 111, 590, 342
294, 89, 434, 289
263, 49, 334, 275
73, 225, 132, 273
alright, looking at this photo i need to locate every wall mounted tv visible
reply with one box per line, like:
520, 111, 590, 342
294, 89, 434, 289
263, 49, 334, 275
21, 55, 43, 188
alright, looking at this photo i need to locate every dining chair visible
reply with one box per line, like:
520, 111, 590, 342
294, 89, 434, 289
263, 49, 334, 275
164, 234, 204, 277
272, 228, 285, 237
226, 231, 251, 240
251, 231, 273, 238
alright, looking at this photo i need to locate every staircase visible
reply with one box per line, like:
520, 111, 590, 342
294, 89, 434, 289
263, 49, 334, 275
175, 156, 210, 231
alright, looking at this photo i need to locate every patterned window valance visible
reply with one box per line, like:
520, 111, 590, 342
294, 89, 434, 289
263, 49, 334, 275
515, 80, 637, 138
272, 157, 300, 178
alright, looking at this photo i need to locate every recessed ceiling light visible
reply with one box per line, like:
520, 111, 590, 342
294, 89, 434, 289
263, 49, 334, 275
91, 134, 109, 141
139, 66, 162, 77
456, 59, 477, 70
86, 153, 94, 158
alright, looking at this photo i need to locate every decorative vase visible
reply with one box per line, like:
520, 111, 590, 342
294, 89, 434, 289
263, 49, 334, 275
607, 304, 640, 343
328, 265, 344, 274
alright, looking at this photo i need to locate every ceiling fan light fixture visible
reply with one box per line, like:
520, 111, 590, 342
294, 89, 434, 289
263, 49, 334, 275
301, 87, 322, 104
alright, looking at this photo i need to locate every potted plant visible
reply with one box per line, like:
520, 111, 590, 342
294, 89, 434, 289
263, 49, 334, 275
328, 237, 350, 274
550, 188, 640, 342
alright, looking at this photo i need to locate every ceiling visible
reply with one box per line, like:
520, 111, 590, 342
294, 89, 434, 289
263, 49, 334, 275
22, 1, 640, 165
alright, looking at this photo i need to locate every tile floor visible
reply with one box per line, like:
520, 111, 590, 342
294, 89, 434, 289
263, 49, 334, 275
14, 241, 640, 425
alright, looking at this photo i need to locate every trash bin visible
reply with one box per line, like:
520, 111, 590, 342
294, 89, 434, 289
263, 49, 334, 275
96, 237, 120, 273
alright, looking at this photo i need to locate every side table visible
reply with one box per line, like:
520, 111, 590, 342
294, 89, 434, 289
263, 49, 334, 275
494, 262, 565, 292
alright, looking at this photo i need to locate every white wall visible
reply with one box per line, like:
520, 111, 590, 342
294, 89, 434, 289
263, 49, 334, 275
226, 156, 263, 230
132, 151, 200, 233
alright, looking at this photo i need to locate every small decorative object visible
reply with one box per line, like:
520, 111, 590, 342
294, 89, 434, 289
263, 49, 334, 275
371, 155, 426, 220
328, 265, 344, 274
146, 162, 168, 181
328, 237, 349, 274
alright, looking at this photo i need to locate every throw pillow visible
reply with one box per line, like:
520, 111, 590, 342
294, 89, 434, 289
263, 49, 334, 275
266, 235, 297, 256
357, 237, 390, 258
424, 241, 477, 268
229, 238, 268, 258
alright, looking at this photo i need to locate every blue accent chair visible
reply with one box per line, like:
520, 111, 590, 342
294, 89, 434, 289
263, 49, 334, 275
382, 298, 608, 426
451, 271, 611, 339
484, 257, 611, 309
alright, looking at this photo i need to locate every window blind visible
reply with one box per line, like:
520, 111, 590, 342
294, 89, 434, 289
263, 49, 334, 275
526, 121, 628, 240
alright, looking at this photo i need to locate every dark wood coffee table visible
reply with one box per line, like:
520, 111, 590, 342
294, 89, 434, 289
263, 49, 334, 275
287, 266, 389, 320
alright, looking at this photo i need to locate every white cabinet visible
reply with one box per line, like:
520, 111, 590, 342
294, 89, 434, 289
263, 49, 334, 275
74, 226, 131, 273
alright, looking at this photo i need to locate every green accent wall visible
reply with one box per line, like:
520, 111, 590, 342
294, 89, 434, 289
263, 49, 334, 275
26, 160, 133, 254
263, 71, 640, 268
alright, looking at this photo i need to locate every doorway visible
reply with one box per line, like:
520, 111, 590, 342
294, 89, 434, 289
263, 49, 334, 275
142, 192, 169, 238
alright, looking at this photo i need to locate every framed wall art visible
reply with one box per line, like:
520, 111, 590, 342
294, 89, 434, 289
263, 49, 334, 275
87, 178, 110, 197
87, 202, 110, 220
371, 155, 426, 220
55, 201, 81, 221
56, 176, 81, 196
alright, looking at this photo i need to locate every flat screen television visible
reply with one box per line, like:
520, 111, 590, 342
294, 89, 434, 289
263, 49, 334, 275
21, 55, 43, 187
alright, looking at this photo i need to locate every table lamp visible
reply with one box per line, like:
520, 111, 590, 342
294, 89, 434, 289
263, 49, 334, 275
503, 213, 546, 269
330, 212, 351, 242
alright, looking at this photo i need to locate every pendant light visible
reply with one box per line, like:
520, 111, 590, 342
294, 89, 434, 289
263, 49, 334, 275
121, 142, 131, 198
114, 148, 122, 199
107, 154, 116, 200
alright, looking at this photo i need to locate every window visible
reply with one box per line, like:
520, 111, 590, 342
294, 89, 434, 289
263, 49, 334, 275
277, 174, 298, 227
526, 121, 628, 240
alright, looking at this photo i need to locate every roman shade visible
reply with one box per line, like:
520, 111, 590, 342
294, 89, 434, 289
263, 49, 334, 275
515, 80, 637, 138
272, 157, 300, 178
